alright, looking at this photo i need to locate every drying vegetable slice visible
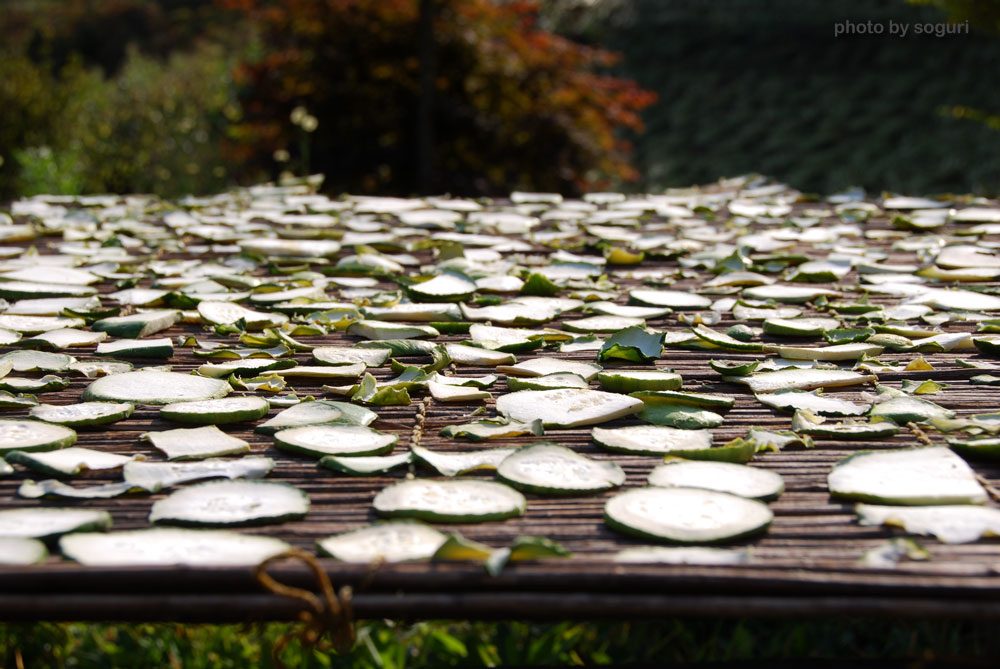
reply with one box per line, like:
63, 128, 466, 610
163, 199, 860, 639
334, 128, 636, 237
946, 436, 1000, 460
0, 538, 47, 565
141, 425, 250, 460
96, 337, 174, 358
428, 380, 492, 401
411, 445, 516, 477
497, 357, 601, 380
496, 388, 643, 428
256, 399, 376, 434
506, 373, 588, 391
0, 507, 112, 540
496, 442, 625, 495
762, 317, 842, 337
639, 403, 724, 429
443, 343, 516, 366
596, 370, 683, 392
869, 392, 954, 424
319, 451, 413, 476
591, 425, 712, 455
92, 309, 179, 338
728, 369, 876, 393
613, 546, 751, 565
439, 418, 543, 441
197, 301, 288, 329
348, 320, 439, 340
761, 343, 883, 361
274, 424, 397, 458
630, 289, 712, 310
598, 327, 664, 363
373, 479, 526, 523
648, 461, 784, 501
159, 396, 270, 424
691, 325, 762, 352
5, 447, 132, 477
82, 370, 231, 405
60, 528, 292, 566
828, 447, 987, 505
755, 389, 867, 417
605, 487, 773, 544
318, 521, 447, 563
311, 346, 390, 367
29, 402, 134, 427
856, 504, 1000, 544
2, 350, 75, 372
407, 272, 477, 302
149, 480, 310, 527
124, 456, 275, 492
0, 420, 77, 454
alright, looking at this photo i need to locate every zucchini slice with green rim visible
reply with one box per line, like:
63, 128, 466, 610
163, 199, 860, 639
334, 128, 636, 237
311, 346, 390, 367
318, 521, 447, 563
274, 424, 397, 458
92, 309, 179, 338
141, 425, 250, 460
856, 504, 1000, 544
496, 388, 643, 428
411, 445, 517, 477
506, 373, 588, 391
373, 479, 526, 523
0, 537, 48, 565
29, 402, 134, 427
60, 528, 292, 566
728, 369, 876, 394
592, 425, 712, 455
605, 487, 773, 544
159, 396, 270, 425
496, 442, 625, 495
150, 480, 310, 527
95, 338, 174, 359
648, 461, 784, 501
123, 456, 275, 492
255, 399, 376, 434
0, 420, 77, 454
828, 447, 987, 505
5, 447, 132, 477
82, 370, 231, 405
754, 390, 868, 417
639, 403, 724, 429
597, 370, 682, 393
496, 357, 602, 380
0, 507, 112, 540
319, 451, 413, 476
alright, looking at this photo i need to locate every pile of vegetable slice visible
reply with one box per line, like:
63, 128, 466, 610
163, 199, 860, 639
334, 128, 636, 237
1, 177, 1000, 576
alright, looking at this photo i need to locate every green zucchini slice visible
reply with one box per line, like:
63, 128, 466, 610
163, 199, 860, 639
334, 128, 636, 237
412, 445, 516, 477
496, 388, 643, 428
0, 420, 77, 454
82, 370, 231, 405
648, 461, 784, 501
496, 442, 625, 495
274, 424, 397, 458
318, 521, 447, 562
5, 447, 132, 477
373, 479, 526, 523
60, 528, 292, 566
159, 396, 270, 424
29, 402, 134, 427
0, 507, 112, 540
149, 480, 310, 527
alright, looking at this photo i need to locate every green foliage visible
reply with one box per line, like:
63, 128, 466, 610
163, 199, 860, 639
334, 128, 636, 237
1, 618, 997, 667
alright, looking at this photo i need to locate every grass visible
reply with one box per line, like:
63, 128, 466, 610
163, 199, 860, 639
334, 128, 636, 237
1, 618, 997, 668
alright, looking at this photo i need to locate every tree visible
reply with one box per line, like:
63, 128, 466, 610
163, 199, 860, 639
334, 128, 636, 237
219, 0, 656, 195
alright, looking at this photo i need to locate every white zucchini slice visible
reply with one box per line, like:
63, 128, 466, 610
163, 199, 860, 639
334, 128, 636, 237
613, 546, 751, 565
639, 403, 724, 429
347, 320, 439, 340
2, 350, 75, 372
141, 425, 250, 460
592, 425, 712, 455
60, 528, 292, 566
82, 370, 231, 404
561, 315, 645, 333
159, 396, 270, 425
19, 479, 139, 499
29, 402, 134, 427
729, 369, 876, 394
754, 390, 868, 417
428, 380, 492, 402
5, 447, 133, 477
311, 346, 391, 367
373, 479, 526, 522
496, 442, 625, 495
0, 314, 86, 333
256, 399, 376, 434
319, 451, 413, 476
444, 343, 516, 366
828, 447, 987, 505
0, 537, 48, 565
496, 388, 643, 428
274, 424, 397, 458
68, 360, 133, 378
605, 487, 773, 543
318, 521, 447, 562
743, 285, 841, 303
92, 309, 180, 338
124, 456, 275, 492
0, 420, 77, 454
648, 461, 784, 501
0, 507, 112, 540
856, 504, 1000, 544
197, 301, 289, 329
149, 480, 310, 527
496, 357, 602, 380
763, 318, 844, 338
597, 370, 683, 393
407, 272, 477, 302
95, 338, 174, 358
412, 445, 517, 477
22, 328, 107, 349
506, 373, 588, 391
761, 343, 883, 361
196, 358, 295, 378
629, 289, 712, 310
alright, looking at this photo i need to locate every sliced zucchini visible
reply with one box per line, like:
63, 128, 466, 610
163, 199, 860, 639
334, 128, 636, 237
630, 289, 711, 310
497, 357, 602, 380
412, 445, 516, 477
856, 504, 1000, 544
21, 328, 108, 349
159, 396, 270, 425
406, 272, 477, 302
640, 402, 723, 429
319, 451, 413, 476
373, 479, 526, 522
598, 327, 664, 363
762, 317, 841, 337
592, 425, 712, 455
691, 325, 762, 352
95, 337, 174, 359
149, 480, 310, 527
0, 537, 48, 565
60, 528, 292, 566
496, 442, 624, 495
274, 424, 397, 458
613, 546, 751, 565
496, 388, 643, 428
828, 447, 987, 505
754, 389, 868, 417
311, 346, 390, 367
0, 420, 77, 454
439, 418, 543, 441
729, 369, 876, 394
92, 309, 179, 338
648, 461, 784, 501
124, 456, 275, 492
761, 343, 883, 361
19, 479, 140, 499
596, 370, 683, 393
427, 380, 492, 402
347, 320, 439, 340
197, 301, 288, 329
631, 390, 734, 410
869, 395, 954, 424
141, 425, 250, 460
506, 373, 588, 391
605, 487, 773, 543
444, 343, 516, 366
255, 399, 376, 434
29, 402, 134, 427
82, 370, 231, 405
561, 315, 645, 333
197, 358, 295, 378
319, 521, 448, 563
68, 360, 133, 378
5, 447, 132, 477
0, 507, 112, 540
2, 350, 75, 372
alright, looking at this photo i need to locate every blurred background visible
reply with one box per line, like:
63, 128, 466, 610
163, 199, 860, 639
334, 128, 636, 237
1, 0, 998, 199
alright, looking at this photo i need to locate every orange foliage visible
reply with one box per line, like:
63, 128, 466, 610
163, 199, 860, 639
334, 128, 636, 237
220, 0, 656, 195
